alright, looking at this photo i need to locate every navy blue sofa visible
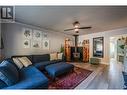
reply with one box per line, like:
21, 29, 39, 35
0, 58, 48, 89
0, 53, 73, 89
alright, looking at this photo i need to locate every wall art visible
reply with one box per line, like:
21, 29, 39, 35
23, 28, 32, 39
43, 40, 49, 50
43, 33, 48, 39
32, 40, 41, 48
23, 39, 31, 48
33, 30, 42, 40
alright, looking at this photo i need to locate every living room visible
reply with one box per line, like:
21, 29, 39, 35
0, 6, 127, 90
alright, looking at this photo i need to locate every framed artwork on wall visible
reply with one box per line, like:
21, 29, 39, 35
33, 30, 42, 40
32, 40, 41, 48
43, 33, 48, 39
43, 40, 49, 50
23, 28, 32, 39
23, 39, 31, 48
93, 37, 104, 58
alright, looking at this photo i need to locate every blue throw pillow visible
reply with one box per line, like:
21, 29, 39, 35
0, 79, 7, 89
0, 60, 19, 86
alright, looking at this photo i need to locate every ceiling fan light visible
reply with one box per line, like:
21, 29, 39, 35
74, 28, 79, 32
74, 25, 79, 28
73, 21, 80, 28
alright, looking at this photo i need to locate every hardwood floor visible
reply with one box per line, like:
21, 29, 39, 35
69, 59, 124, 89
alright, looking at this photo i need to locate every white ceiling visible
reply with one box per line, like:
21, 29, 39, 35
15, 6, 127, 35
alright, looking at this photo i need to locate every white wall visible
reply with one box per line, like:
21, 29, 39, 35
79, 28, 127, 64
1, 23, 73, 58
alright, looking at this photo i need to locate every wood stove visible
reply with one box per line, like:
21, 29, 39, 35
73, 35, 80, 61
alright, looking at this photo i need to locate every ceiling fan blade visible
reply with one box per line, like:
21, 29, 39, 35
78, 26, 92, 29
64, 28, 74, 31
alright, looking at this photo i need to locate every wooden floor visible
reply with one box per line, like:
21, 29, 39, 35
69, 59, 124, 89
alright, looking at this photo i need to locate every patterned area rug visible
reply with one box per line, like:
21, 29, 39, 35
48, 67, 93, 89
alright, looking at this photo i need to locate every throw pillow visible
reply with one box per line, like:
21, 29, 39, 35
0, 79, 7, 89
0, 60, 19, 86
57, 53, 63, 60
13, 58, 24, 69
18, 57, 32, 67
50, 53, 58, 61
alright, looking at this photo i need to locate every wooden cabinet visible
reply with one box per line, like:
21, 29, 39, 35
64, 38, 71, 62
83, 40, 89, 62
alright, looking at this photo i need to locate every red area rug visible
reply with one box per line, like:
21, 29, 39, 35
48, 67, 93, 89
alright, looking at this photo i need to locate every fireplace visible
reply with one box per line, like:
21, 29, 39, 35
73, 52, 80, 61
73, 35, 80, 61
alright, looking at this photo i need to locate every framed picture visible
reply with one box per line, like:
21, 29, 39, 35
43, 40, 49, 50
23, 28, 32, 39
32, 40, 41, 48
43, 33, 48, 39
33, 30, 42, 40
23, 39, 31, 48
93, 37, 104, 58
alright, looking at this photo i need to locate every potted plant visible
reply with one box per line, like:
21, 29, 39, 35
60, 45, 64, 53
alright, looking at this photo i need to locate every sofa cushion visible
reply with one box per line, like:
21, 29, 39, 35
34, 60, 62, 71
4, 58, 19, 71
32, 54, 50, 63
18, 57, 32, 67
12, 55, 33, 63
45, 62, 74, 78
5, 66, 48, 89
57, 53, 63, 60
13, 58, 24, 69
34, 61, 51, 70
0, 79, 7, 89
0, 60, 19, 86
50, 53, 58, 61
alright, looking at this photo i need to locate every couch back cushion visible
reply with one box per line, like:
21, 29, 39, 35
4, 58, 19, 70
13, 58, 24, 69
18, 57, 32, 67
50, 53, 58, 61
0, 60, 19, 86
32, 54, 50, 63
12, 55, 33, 63
57, 53, 63, 60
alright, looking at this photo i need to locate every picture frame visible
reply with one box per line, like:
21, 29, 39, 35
23, 39, 31, 48
32, 40, 41, 48
42, 40, 49, 50
43, 33, 48, 39
23, 28, 32, 39
33, 30, 42, 40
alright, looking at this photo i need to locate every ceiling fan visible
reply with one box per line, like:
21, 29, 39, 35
64, 21, 92, 33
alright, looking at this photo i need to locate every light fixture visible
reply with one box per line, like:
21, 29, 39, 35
74, 28, 79, 32
73, 21, 80, 28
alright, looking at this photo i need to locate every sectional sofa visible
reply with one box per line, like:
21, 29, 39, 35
0, 53, 74, 89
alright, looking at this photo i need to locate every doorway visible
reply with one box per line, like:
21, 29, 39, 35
110, 37, 117, 61
109, 36, 124, 89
